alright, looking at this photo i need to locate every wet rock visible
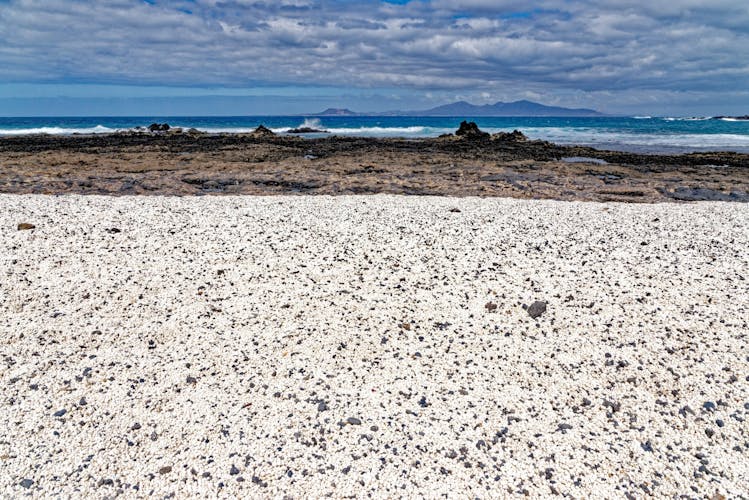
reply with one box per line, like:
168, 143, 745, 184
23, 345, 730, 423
666, 187, 749, 202
287, 127, 329, 134
526, 301, 547, 319
148, 123, 170, 133
492, 130, 527, 142
455, 121, 490, 140
251, 125, 275, 137
17, 223, 35, 230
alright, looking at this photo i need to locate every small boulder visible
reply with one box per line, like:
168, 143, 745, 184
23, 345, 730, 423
455, 121, 490, 139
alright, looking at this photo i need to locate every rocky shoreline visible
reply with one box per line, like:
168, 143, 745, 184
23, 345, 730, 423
1, 124, 748, 201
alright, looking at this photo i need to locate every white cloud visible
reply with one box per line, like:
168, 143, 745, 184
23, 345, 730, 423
0, 0, 747, 113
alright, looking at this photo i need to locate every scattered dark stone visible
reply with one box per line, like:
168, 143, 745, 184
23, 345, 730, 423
150, 432, 158, 441
418, 396, 428, 407
526, 301, 547, 319
716, 419, 725, 427
485, 302, 497, 312
105, 228, 121, 234
159, 466, 172, 474
455, 121, 490, 140
53, 409, 67, 417
251, 475, 268, 487
703, 401, 716, 412
641, 440, 654, 452
400, 322, 411, 331
230, 465, 240, 475
20, 479, 33, 489
342, 465, 351, 474
131, 423, 141, 431
98, 478, 114, 487
603, 399, 621, 413
317, 401, 329, 412
17, 223, 35, 230
449, 208, 461, 213
186, 376, 197, 384
705, 428, 715, 438
346, 417, 362, 425
557, 423, 573, 432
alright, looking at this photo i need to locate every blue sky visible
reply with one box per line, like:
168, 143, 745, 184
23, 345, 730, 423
1, 0, 748, 115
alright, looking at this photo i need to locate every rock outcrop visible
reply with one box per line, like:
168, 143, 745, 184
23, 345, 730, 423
251, 125, 276, 137
455, 121, 490, 140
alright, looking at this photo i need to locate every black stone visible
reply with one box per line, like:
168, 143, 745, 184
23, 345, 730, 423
526, 301, 547, 319
230, 465, 240, 475
346, 417, 362, 425
20, 479, 33, 489
53, 409, 67, 417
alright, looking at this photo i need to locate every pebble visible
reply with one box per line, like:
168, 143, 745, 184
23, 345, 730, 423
53, 409, 67, 417
17, 222, 35, 230
346, 417, 362, 425
526, 301, 547, 319
19, 479, 33, 489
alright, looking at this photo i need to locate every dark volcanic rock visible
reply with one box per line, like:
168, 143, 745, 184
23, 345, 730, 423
455, 121, 490, 140
492, 130, 527, 142
526, 301, 547, 319
287, 127, 329, 134
17, 223, 35, 230
148, 123, 170, 133
251, 125, 276, 137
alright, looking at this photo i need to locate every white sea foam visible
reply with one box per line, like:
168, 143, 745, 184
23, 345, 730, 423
0, 125, 118, 136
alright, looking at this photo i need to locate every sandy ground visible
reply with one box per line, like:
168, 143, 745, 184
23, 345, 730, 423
1, 194, 748, 498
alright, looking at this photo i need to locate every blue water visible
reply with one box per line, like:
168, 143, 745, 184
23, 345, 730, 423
1, 115, 749, 153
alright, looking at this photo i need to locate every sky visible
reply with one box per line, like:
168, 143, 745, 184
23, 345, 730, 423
0, 0, 748, 116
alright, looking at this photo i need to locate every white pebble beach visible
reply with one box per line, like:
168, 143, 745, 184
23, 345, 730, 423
1, 194, 748, 498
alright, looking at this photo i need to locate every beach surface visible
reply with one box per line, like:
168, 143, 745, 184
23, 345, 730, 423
1, 194, 748, 497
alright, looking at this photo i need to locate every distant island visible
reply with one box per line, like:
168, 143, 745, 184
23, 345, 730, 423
310, 100, 604, 117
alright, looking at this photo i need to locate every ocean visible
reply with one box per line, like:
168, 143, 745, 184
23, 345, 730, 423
1, 115, 749, 154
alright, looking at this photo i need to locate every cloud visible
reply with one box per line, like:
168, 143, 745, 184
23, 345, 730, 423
0, 0, 748, 113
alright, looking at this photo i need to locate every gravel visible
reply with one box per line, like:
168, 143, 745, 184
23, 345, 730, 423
1, 194, 748, 497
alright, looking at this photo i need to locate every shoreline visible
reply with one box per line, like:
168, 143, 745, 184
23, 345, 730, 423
1, 133, 748, 202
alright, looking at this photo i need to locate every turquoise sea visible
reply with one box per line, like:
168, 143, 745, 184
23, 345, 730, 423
1, 116, 749, 154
